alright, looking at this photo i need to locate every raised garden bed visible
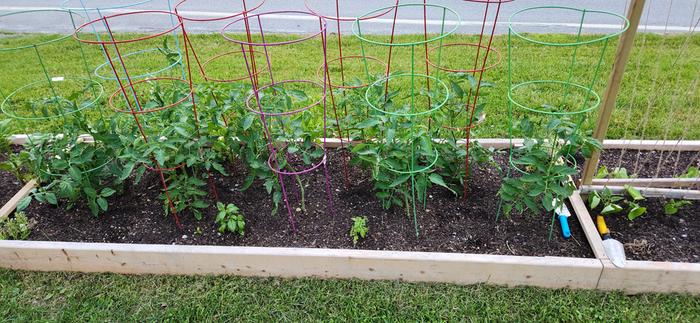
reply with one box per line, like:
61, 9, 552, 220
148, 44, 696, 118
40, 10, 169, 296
1, 138, 699, 295
585, 196, 698, 263
20, 150, 593, 258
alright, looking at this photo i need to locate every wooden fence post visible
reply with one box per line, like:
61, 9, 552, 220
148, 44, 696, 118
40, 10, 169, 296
580, 0, 647, 185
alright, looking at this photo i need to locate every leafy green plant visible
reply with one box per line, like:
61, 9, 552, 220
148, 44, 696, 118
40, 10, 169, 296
0, 150, 33, 183
216, 202, 245, 235
664, 199, 692, 215
157, 38, 180, 65
17, 114, 127, 216
349, 216, 368, 246
588, 185, 647, 220
595, 166, 635, 179
499, 116, 601, 217
116, 82, 231, 220
350, 80, 457, 219
0, 211, 31, 240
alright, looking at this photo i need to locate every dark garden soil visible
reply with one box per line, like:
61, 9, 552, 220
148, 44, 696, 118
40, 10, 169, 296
598, 149, 700, 178
18, 148, 699, 261
586, 198, 699, 263
0, 150, 23, 208
588, 149, 699, 262
23, 149, 594, 258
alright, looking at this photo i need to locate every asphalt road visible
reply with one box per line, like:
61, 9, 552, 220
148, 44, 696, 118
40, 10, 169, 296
0, 0, 698, 35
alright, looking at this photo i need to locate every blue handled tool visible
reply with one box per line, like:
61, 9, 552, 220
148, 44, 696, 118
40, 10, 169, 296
553, 200, 572, 239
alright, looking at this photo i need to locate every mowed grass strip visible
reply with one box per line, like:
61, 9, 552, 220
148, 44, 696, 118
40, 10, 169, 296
0, 269, 699, 321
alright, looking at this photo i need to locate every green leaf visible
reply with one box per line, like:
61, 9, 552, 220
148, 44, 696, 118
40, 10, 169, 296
466, 74, 477, 90
428, 173, 456, 196
595, 166, 609, 179
589, 194, 601, 209
601, 204, 623, 215
627, 205, 647, 221
449, 80, 464, 99
154, 150, 166, 167
45, 192, 58, 205
68, 166, 82, 181
119, 162, 136, 181
664, 203, 679, 215
242, 115, 256, 131
679, 166, 699, 178
88, 198, 98, 216
191, 200, 209, 209
542, 193, 554, 212
355, 118, 381, 129
97, 197, 108, 212
101, 188, 116, 197
389, 174, 411, 188
83, 187, 97, 199
624, 185, 644, 201
16, 196, 31, 211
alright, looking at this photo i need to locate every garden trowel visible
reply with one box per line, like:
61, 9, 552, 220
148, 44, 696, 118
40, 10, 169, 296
553, 200, 572, 239
596, 215, 626, 268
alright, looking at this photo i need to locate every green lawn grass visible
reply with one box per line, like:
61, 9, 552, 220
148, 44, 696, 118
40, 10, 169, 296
1, 269, 699, 321
1, 32, 698, 139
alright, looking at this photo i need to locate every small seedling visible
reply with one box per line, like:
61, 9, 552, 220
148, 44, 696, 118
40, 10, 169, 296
350, 216, 368, 246
588, 185, 647, 220
216, 202, 245, 236
664, 199, 692, 215
0, 212, 31, 240
677, 167, 699, 178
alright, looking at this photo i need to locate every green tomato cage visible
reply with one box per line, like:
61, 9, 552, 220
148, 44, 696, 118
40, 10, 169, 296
502, 6, 629, 234
0, 9, 103, 125
506, 6, 630, 172
353, 3, 461, 236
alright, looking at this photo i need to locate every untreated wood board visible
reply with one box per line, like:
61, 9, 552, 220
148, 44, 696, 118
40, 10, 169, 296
591, 178, 700, 189
580, 185, 700, 200
0, 179, 36, 221
0, 241, 603, 289
569, 191, 607, 260
11, 135, 700, 151
597, 259, 700, 295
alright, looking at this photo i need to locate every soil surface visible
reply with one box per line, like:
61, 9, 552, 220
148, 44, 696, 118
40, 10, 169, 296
599, 149, 699, 178
586, 198, 699, 263
589, 149, 699, 262
0, 150, 23, 208
24, 150, 594, 258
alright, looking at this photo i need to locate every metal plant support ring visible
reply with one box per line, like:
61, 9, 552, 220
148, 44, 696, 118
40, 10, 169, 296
175, 0, 266, 83
244, 80, 326, 117
1, 78, 103, 121
315, 55, 388, 90
365, 74, 450, 117
175, 0, 265, 22
267, 143, 329, 176
305, 0, 399, 187
220, 10, 335, 232
353, 3, 461, 236
107, 77, 193, 114
93, 48, 183, 81
61, 0, 153, 11
0, 9, 103, 121
426, 43, 502, 73
73, 10, 203, 230
69, 2, 185, 81
200, 50, 269, 83
503, 6, 629, 235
